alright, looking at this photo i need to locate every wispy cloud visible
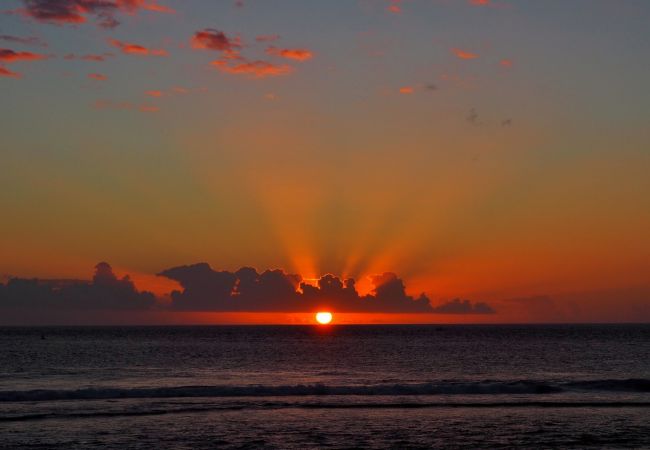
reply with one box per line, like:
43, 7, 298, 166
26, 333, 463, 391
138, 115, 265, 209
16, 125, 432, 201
387, 0, 402, 14
265, 46, 313, 61
143, 86, 196, 98
0, 66, 21, 78
452, 48, 479, 59
211, 59, 292, 78
0, 47, 47, 78
256, 34, 280, 43
0, 48, 47, 63
64, 52, 114, 62
88, 72, 107, 80
0, 34, 47, 47
108, 39, 167, 56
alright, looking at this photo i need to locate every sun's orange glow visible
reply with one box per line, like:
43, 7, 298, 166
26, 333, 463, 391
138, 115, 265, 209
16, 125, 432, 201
315, 311, 333, 324
2, 2, 649, 326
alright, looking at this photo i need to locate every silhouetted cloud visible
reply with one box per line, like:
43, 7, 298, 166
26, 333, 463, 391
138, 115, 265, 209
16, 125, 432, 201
0, 262, 496, 316
431, 298, 495, 314
158, 263, 436, 313
0, 262, 155, 310
15, 0, 173, 29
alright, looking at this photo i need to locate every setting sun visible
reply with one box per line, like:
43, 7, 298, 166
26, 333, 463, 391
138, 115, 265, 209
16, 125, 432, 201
315, 312, 333, 325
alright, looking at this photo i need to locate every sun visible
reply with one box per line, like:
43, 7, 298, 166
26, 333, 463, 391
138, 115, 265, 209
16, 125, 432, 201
315, 311, 333, 325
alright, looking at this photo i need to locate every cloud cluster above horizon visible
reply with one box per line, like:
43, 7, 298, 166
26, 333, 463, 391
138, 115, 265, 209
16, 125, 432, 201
0, 262, 495, 315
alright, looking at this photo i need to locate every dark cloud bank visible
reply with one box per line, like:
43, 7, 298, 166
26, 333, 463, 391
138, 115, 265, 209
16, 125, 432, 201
0, 263, 155, 311
13, 0, 173, 29
0, 262, 494, 317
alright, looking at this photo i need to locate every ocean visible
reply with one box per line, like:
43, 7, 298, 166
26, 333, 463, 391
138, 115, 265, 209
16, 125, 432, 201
1, 325, 649, 448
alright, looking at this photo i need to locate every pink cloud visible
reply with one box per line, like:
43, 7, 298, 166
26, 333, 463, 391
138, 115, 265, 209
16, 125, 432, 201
210, 59, 292, 78
14, 0, 174, 29
191, 29, 242, 55
126, 1, 175, 14
0, 65, 21, 78
0, 48, 47, 63
108, 39, 168, 56
452, 48, 479, 59
387, 0, 402, 13
265, 46, 313, 61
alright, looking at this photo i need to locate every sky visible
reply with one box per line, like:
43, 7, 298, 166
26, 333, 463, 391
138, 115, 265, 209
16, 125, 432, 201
1, 0, 649, 324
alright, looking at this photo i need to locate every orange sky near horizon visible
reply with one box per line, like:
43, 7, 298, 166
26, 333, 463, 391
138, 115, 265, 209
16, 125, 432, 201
1, 1, 649, 323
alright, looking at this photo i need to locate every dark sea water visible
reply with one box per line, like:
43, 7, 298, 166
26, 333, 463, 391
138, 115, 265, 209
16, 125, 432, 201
1, 325, 649, 449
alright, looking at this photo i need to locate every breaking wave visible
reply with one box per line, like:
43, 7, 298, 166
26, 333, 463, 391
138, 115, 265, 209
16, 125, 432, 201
1, 379, 649, 403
